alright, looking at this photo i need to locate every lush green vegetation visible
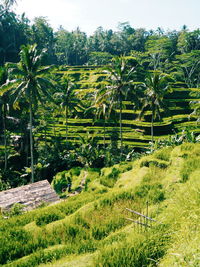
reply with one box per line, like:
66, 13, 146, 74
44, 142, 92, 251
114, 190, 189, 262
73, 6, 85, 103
0, 143, 199, 266
0, 2, 200, 265
1, 54, 199, 186
1, 2, 200, 187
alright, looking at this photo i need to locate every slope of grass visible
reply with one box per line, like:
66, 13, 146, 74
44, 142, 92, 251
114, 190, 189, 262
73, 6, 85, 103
1, 143, 200, 266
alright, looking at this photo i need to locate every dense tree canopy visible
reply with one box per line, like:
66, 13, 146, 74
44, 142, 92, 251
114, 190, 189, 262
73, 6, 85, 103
1, 5, 200, 68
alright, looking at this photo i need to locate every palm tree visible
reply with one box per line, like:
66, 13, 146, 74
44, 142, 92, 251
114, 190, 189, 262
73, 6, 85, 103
54, 75, 82, 142
77, 132, 100, 168
0, 44, 54, 183
0, 66, 9, 171
103, 56, 136, 160
90, 87, 116, 149
139, 71, 173, 144
3, 0, 17, 9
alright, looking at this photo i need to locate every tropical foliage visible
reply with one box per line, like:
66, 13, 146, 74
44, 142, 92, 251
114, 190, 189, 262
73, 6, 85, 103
0, 44, 54, 182
138, 71, 173, 142
0, 4, 200, 267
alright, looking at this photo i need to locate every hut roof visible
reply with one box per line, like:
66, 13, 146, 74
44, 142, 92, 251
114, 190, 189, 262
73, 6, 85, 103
0, 180, 60, 211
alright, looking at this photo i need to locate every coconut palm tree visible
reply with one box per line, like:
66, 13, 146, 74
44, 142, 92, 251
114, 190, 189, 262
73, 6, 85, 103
54, 75, 82, 142
0, 66, 9, 171
0, 44, 54, 183
139, 71, 173, 144
76, 132, 101, 168
103, 56, 136, 160
90, 87, 116, 149
3, 0, 17, 9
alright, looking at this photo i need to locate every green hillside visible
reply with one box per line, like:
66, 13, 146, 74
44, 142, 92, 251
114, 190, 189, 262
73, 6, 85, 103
1, 143, 200, 266
36, 66, 200, 150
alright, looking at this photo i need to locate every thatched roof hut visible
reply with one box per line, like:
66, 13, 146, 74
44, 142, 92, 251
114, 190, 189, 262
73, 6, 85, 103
0, 180, 60, 211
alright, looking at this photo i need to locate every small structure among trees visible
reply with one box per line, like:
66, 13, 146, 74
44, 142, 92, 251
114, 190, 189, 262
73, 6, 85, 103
0, 180, 60, 211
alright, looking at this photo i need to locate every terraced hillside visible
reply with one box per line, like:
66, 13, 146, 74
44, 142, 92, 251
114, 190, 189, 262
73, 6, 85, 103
1, 143, 200, 266
36, 66, 200, 150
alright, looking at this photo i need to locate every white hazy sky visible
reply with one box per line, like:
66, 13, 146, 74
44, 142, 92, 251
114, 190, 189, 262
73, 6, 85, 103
15, 0, 200, 35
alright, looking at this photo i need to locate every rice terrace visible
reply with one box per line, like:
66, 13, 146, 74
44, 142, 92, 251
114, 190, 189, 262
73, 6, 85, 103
0, 0, 200, 266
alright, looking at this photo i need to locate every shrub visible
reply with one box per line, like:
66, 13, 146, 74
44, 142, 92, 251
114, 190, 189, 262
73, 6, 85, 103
69, 167, 81, 177
9, 203, 25, 217
35, 210, 65, 226
0, 176, 10, 191
51, 171, 71, 194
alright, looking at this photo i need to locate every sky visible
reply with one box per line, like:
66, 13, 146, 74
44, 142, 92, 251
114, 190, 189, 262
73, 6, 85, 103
15, 0, 200, 35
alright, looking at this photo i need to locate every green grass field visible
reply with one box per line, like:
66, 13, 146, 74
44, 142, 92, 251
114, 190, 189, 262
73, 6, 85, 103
1, 143, 200, 266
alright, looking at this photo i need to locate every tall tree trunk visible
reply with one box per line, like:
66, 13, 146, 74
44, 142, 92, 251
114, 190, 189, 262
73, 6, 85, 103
66, 106, 68, 142
76, 50, 78, 65
29, 101, 34, 183
51, 109, 56, 136
151, 114, 154, 144
44, 126, 47, 156
53, 117, 56, 136
65, 50, 68, 65
119, 95, 123, 161
3, 104, 7, 171
103, 118, 106, 150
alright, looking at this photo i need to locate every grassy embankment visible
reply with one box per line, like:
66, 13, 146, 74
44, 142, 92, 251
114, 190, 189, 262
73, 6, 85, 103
0, 142, 200, 266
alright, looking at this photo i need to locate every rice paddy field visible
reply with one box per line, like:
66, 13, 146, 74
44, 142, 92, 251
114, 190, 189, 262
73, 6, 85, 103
35, 66, 200, 150
0, 143, 200, 266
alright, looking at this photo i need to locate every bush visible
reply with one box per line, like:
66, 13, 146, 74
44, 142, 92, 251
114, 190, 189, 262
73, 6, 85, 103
69, 167, 81, 177
10, 203, 25, 216
35, 210, 65, 226
2, 203, 25, 218
0, 176, 10, 191
51, 170, 71, 194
